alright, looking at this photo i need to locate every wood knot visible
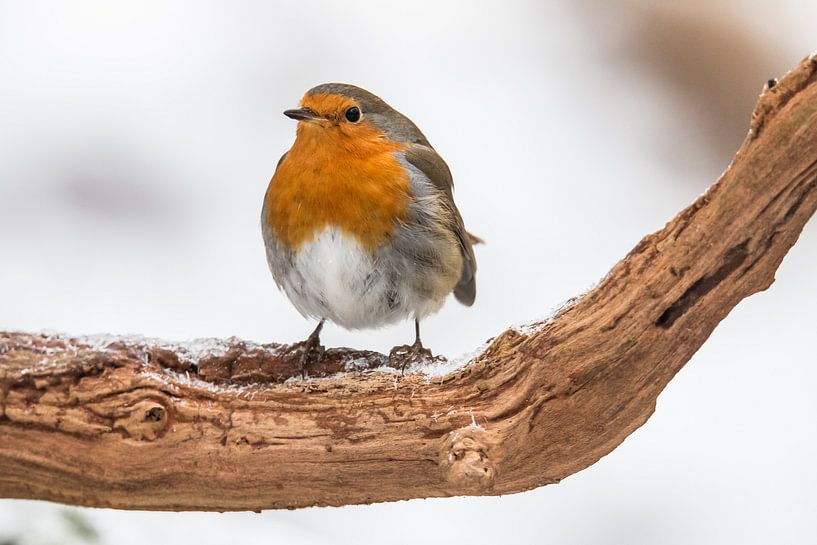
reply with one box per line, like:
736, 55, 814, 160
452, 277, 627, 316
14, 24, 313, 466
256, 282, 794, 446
113, 400, 168, 441
439, 428, 496, 490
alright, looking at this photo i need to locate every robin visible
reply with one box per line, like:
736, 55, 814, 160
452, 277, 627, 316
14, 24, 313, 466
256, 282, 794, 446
261, 83, 479, 374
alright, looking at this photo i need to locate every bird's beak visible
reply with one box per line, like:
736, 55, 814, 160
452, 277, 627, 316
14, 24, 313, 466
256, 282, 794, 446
283, 107, 320, 122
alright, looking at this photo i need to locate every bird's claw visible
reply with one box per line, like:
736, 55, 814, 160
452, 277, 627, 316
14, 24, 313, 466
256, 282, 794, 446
297, 333, 324, 379
389, 341, 433, 375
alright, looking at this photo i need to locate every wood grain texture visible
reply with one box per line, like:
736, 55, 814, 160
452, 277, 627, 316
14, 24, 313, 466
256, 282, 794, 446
2, 56, 817, 512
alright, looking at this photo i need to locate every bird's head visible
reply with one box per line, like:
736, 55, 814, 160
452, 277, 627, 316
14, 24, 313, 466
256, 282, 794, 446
283, 83, 430, 148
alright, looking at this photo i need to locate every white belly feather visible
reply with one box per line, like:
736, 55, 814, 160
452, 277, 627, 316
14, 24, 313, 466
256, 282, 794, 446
278, 227, 443, 330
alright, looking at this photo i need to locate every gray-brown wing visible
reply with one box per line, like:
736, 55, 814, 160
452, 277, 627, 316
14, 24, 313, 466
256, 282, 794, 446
404, 144, 479, 306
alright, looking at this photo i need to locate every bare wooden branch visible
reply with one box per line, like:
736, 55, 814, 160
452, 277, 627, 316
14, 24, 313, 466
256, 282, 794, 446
2, 56, 817, 512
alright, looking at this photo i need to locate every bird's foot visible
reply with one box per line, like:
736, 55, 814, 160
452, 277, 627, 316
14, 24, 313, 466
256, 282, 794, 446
296, 330, 324, 379
389, 340, 433, 375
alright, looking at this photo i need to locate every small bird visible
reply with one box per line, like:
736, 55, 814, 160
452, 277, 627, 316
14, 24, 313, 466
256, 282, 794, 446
261, 84, 479, 373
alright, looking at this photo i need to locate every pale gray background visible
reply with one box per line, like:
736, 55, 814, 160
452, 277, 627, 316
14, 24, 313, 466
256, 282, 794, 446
1, 1, 815, 544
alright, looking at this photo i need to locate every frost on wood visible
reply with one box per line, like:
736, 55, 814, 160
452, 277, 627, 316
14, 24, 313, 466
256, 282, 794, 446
2, 56, 817, 512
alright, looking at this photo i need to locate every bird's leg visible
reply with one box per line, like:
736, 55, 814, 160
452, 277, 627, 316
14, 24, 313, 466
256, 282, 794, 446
412, 318, 423, 351
299, 319, 325, 379
390, 318, 433, 374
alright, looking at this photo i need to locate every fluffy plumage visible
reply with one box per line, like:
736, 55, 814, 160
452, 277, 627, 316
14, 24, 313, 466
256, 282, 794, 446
262, 84, 477, 331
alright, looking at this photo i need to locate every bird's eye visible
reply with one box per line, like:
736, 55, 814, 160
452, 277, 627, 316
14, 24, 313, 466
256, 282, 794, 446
344, 106, 361, 123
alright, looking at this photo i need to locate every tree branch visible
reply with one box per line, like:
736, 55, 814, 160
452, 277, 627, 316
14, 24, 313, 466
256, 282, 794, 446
2, 56, 817, 511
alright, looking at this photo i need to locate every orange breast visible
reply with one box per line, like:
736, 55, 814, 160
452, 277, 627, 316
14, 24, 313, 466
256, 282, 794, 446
265, 122, 410, 252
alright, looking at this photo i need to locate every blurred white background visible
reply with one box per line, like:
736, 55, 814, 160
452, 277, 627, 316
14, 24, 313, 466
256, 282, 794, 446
1, 1, 815, 544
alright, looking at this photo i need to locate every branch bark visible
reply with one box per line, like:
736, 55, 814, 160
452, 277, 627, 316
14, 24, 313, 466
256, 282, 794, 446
2, 56, 817, 511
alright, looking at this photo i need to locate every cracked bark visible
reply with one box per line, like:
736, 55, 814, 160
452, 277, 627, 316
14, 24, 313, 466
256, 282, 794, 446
2, 56, 817, 511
